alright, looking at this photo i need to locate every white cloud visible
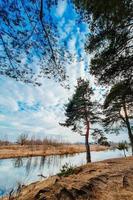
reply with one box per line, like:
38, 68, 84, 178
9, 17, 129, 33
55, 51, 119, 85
0, 45, 88, 142
55, 0, 67, 17
0, 1, 127, 144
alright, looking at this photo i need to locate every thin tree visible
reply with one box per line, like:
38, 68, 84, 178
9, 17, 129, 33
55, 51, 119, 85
17, 133, 28, 146
60, 78, 100, 162
117, 141, 129, 157
103, 80, 133, 155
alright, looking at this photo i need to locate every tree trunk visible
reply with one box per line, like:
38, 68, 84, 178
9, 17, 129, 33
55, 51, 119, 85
123, 102, 133, 155
85, 121, 91, 163
123, 149, 126, 157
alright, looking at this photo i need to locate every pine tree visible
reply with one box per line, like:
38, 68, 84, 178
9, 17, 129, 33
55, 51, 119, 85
60, 78, 100, 162
74, 0, 133, 86
103, 80, 133, 154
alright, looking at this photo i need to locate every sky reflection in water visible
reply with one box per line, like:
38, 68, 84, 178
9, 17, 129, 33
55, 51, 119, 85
0, 149, 131, 196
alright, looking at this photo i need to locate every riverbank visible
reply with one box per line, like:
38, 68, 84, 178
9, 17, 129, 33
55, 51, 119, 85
0, 144, 108, 159
2, 156, 133, 200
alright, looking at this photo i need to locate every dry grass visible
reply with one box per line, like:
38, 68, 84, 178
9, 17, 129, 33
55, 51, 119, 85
0, 143, 109, 159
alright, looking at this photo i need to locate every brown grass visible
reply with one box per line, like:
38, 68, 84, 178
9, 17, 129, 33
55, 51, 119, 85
0, 144, 109, 159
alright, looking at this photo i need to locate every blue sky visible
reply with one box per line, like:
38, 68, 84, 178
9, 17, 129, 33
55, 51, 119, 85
0, 0, 89, 142
0, 0, 127, 143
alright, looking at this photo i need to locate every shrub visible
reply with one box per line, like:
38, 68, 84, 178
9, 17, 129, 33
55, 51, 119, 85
57, 163, 76, 177
117, 141, 129, 157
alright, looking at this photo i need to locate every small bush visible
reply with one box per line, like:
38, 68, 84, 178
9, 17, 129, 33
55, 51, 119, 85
117, 141, 129, 157
57, 163, 76, 177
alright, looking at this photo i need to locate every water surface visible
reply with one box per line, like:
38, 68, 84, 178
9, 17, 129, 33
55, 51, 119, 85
0, 149, 131, 196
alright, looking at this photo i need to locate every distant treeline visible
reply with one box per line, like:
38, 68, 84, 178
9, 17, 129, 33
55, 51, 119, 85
0, 140, 12, 146
0, 134, 67, 147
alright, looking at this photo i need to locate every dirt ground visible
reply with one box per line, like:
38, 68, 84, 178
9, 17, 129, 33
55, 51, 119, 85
2, 156, 133, 200
0, 144, 108, 159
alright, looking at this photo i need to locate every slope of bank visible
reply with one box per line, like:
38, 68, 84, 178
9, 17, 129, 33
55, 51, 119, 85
2, 156, 133, 200
0, 144, 108, 159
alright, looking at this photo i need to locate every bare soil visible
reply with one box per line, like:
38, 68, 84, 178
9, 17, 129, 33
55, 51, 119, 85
2, 156, 133, 200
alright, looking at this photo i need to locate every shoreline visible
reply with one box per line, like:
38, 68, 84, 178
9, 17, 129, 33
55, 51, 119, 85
1, 156, 133, 200
0, 144, 109, 159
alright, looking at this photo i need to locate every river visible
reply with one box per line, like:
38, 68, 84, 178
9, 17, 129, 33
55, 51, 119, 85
0, 148, 131, 196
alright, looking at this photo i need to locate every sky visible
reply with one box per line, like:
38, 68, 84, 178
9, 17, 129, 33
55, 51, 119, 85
0, 0, 128, 143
